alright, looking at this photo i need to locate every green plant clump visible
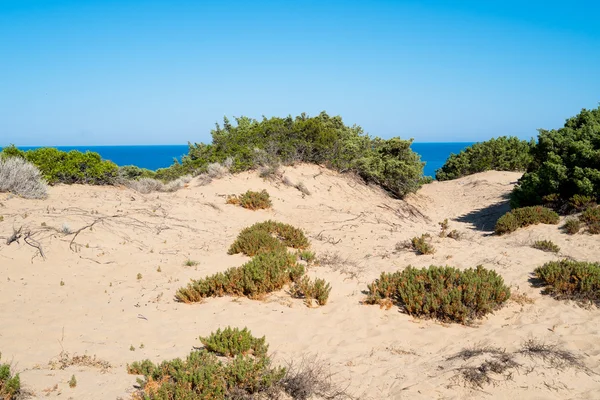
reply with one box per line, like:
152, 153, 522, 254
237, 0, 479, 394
291, 276, 332, 306
511, 106, 600, 209
128, 327, 285, 399
410, 234, 435, 255
152, 112, 426, 198
0, 357, 21, 400
533, 260, 600, 305
562, 218, 582, 234
226, 189, 272, 210
365, 265, 511, 324
200, 327, 268, 358
1, 145, 119, 185
495, 206, 559, 235
175, 250, 305, 303
579, 206, 600, 234
531, 240, 560, 253
228, 220, 309, 256
436, 136, 534, 181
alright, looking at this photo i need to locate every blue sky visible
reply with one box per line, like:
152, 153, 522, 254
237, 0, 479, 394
1, 0, 599, 146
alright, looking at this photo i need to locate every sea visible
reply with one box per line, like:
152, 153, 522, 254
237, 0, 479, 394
12, 143, 474, 179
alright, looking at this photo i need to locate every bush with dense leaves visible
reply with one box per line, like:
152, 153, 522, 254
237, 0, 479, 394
199, 327, 268, 358
579, 206, 600, 234
365, 265, 511, 324
531, 240, 560, 253
1, 145, 118, 185
495, 206, 559, 235
511, 106, 600, 209
226, 190, 272, 210
175, 250, 305, 303
228, 220, 309, 256
0, 357, 21, 400
153, 112, 426, 198
291, 276, 332, 306
562, 218, 582, 234
436, 136, 534, 181
533, 260, 600, 305
410, 234, 435, 255
128, 327, 285, 399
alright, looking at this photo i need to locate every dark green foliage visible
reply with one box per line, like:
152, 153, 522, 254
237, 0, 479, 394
436, 136, 534, 181
118, 165, 157, 180
533, 260, 600, 305
228, 220, 309, 256
410, 234, 435, 255
365, 265, 511, 324
0, 358, 21, 400
226, 190, 272, 210
128, 328, 285, 400
175, 250, 304, 303
494, 206, 559, 235
511, 106, 600, 209
579, 206, 600, 234
562, 218, 581, 234
291, 276, 332, 306
531, 240, 560, 253
199, 327, 267, 358
568, 195, 596, 213
1, 145, 119, 185
153, 112, 425, 198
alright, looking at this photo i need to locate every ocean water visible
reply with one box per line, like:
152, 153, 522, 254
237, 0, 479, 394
12, 142, 474, 179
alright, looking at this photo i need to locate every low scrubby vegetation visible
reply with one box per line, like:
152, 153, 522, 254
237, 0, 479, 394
151, 112, 426, 198
0, 355, 21, 400
226, 190, 272, 210
365, 265, 510, 324
124, 175, 191, 194
435, 136, 534, 181
291, 276, 332, 306
409, 234, 435, 255
128, 327, 348, 400
579, 206, 600, 234
511, 106, 600, 209
228, 220, 309, 256
562, 218, 582, 234
533, 260, 600, 306
495, 206, 559, 235
1, 145, 118, 185
0, 156, 48, 199
531, 240, 560, 253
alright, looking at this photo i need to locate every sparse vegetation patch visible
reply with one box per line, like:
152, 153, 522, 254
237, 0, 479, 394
531, 240, 560, 253
0, 355, 21, 400
365, 265, 511, 324
562, 218, 581, 234
409, 234, 435, 255
291, 276, 332, 306
226, 189, 272, 210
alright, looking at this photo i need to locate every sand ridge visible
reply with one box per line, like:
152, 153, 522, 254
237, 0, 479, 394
1, 164, 599, 399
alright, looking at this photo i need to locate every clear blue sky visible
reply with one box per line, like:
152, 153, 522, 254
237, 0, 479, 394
1, 0, 599, 146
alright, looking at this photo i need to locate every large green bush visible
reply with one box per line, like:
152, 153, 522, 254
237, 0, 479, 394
436, 136, 534, 181
1, 145, 118, 185
365, 265, 510, 324
511, 106, 600, 208
533, 260, 600, 305
156, 112, 426, 198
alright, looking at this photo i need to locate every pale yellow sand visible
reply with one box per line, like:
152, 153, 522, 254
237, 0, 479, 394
0, 165, 599, 399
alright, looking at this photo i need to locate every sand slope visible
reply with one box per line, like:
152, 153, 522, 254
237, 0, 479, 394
0, 165, 599, 399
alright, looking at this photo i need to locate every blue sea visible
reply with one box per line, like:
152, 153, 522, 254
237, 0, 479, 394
12, 143, 474, 178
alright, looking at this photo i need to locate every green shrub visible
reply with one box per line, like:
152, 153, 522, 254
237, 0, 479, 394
0, 357, 21, 400
365, 265, 511, 324
495, 206, 559, 235
436, 136, 534, 181
175, 250, 304, 303
297, 249, 316, 264
1, 145, 118, 185
533, 260, 600, 305
128, 328, 285, 400
226, 190, 272, 210
568, 194, 597, 213
152, 112, 425, 198
511, 106, 600, 209
199, 327, 267, 358
562, 218, 581, 234
579, 206, 600, 234
410, 234, 435, 255
228, 220, 309, 256
291, 276, 332, 306
531, 240, 560, 253
118, 165, 157, 180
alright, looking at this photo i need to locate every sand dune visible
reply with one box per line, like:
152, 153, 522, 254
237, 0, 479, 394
1, 164, 599, 399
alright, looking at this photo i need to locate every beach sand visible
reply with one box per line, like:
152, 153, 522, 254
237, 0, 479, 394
1, 165, 599, 399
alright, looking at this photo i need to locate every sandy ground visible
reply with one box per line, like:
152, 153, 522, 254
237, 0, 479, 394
0, 165, 599, 399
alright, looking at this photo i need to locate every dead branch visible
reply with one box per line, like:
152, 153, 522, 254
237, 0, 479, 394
24, 231, 45, 259
6, 226, 23, 245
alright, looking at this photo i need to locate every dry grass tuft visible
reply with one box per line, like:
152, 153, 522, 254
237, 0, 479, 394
0, 156, 48, 199
48, 351, 112, 372
125, 175, 192, 194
